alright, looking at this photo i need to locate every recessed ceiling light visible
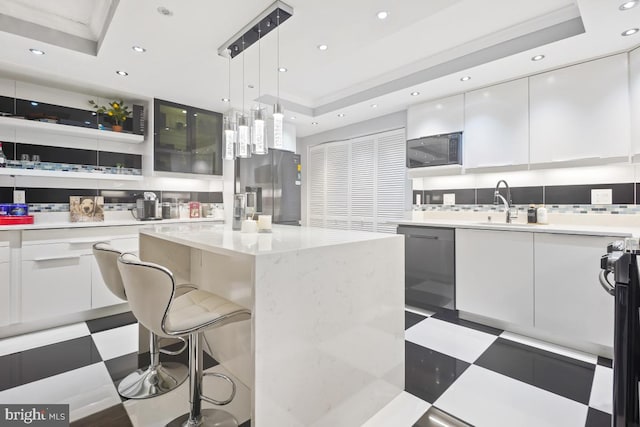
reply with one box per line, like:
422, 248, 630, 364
377, 11, 388, 20
622, 28, 639, 36
337, 113, 345, 117
29, 48, 45, 55
620, 1, 638, 10
410, 91, 420, 96
460, 76, 471, 81
311, 122, 319, 125
531, 54, 545, 61
193, 113, 198, 117
30, 101, 38, 106
317, 44, 328, 51
371, 103, 378, 108
132, 45, 146, 53
157, 6, 173, 16
116, 70, 128, 76
182, 110, 187, 114
290, 116, 296, 120
278, 67, 288, 72
221, 97, 230, 102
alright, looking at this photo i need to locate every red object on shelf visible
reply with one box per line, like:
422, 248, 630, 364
0, 215, 34, 225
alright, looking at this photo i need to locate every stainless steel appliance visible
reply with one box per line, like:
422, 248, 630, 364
398, 225, 455, 310
600, 239, 640, 426
232, 193, 246, 230
407, 132, 462, 168
132, 192, 159, 220
238, 149, 301, 225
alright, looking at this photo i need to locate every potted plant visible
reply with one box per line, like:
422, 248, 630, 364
88, 99, 131, 132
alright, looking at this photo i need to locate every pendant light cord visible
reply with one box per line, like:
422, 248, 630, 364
227, 50, 231, 102
242, 37, 245, 115
258, 23, 261, 111
276, 13, 280, 103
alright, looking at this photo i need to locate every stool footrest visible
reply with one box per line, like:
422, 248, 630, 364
201, 372, 236, 406
159, 336, 188, 355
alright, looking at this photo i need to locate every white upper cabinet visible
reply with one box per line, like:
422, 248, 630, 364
529, 54, 630, 164
464, 78, 529, 169
407, 94, 464, 139
630, 48, 640, 158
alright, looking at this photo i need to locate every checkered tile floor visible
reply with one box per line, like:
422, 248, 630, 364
0, 309, 613, 426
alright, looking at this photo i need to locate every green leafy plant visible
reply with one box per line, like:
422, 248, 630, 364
88, 99, 131, 126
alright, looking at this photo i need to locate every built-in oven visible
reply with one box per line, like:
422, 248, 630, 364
406, 132, 462, 168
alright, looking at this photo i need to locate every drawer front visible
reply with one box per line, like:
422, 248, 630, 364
21, 256, 91, 322
22, 235, 138, 260
0, 262, 9, 327
0, 246, 8, 263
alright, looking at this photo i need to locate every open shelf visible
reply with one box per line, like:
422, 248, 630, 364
0, 116, 144, 144
0, 167, 144, 181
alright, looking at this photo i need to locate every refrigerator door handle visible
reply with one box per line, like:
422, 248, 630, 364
599, 270, 615, 296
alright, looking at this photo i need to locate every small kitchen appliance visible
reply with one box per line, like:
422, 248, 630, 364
132, 192, 159, 220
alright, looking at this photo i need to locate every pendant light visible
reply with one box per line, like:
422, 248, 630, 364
237, 39, 251, 158
252, 23, 268, 155
272, 12, 284, 149
223, 50, 236, 160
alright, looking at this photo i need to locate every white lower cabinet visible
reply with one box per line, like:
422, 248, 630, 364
534, 234, 615, 348
455, 229, 534, 326
0, 262, 9, 327
21, 256, 92, 322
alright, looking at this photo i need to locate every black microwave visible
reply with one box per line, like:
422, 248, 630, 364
406, 132, 462, 168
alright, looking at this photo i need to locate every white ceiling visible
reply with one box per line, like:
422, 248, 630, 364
0, 0, 637, 138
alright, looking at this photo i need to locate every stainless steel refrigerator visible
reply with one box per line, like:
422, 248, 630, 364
238, 149, 301, 225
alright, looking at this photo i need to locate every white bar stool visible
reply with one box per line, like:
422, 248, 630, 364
93, 242, 189, 399
117, 252, 251, 427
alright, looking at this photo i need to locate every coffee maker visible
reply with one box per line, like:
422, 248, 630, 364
132, 192, 159, 220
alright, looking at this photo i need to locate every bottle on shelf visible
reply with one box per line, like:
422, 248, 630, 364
537, 205, 548, 224
0, 142, 6, 168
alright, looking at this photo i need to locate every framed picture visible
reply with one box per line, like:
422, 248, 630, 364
70, 196, 104, 222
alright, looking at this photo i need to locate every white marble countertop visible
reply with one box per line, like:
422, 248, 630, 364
0, 217, 223, 231
392, 219, 637, 237
140, 223, 400, 257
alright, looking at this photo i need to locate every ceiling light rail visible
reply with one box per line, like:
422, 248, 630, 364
217, 1, 293, 58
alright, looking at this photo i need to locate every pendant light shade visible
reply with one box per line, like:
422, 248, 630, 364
223, 115, 235, 160
273, 103, 284, 149
252, 108, 268, 154
237, 114, 251, 158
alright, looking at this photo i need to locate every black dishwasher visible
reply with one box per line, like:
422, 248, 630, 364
397, 225, 455, 311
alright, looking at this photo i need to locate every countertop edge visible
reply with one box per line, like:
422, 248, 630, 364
0, 218, 224, 231
391, 220, 635, 237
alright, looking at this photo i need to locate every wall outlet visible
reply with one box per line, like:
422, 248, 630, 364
443, 193, 456, 205
13, 190, 26, 204
591, 189, 612, 205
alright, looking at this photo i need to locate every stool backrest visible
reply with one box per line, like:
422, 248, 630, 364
92, 242, 127, 301
117, 253, 175, 337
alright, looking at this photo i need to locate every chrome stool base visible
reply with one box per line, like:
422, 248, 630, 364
118, 361, 188, 399
166, 408, 238, 427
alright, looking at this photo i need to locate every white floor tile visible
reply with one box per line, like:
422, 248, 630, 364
125, 364, 251, 427
435, 365, 588, 427
362, 391, 431, 427
0, 362, 120, 422
405, 306, 435, 317
499, 331, 598, 365
0, 322, 90, 356
589, 365, 613, 414
91, 323, 138, 361
405, 318, 497, 363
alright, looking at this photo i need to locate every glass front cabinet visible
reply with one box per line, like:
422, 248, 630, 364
153, 99, 223, 175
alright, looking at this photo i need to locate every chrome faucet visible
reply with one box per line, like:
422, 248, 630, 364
494, 180, 517, 223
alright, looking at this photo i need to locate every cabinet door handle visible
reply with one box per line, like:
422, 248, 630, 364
409, 235, 439, 240
68, 239, 111, 245
34, 255, 82, 262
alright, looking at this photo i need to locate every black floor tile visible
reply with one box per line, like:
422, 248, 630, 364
597, 356, 613, 369
405, 341, 470, 404
0, 336, 102, 391
585, 407, 611, 427
475, 338, 595, 405
70, 403, 133, 427
239, 420, 251, 427
406, 311, 428, 330
104, 341, 218, 385
414, 406, 473, 427
86, 311, 137, 333
431, 309, 503, 336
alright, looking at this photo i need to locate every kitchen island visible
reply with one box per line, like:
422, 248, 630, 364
139, 223, 404, 427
